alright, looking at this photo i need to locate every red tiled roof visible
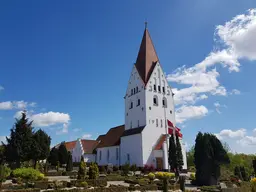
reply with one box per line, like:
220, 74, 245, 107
55, 141, 76, 151
135, 28, 159, 84
96, 125, 125, 148
81, 139, 99, 154
154, 135, 167, 150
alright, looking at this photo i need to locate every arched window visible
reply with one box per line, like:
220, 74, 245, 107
136, 86, 138, 93
133, 88, 136, 94
131, 89, 133, 95
161, 119, 163, 127
130, 101, 133, 109
137, 99, 140, 106
156, 119, 158, 127
162, 97, 167, 108
153, 95, 158, 106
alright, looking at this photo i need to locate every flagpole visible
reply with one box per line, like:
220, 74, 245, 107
164, 104, 170, 172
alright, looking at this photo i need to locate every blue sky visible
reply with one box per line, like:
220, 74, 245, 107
0, 1, 256, 154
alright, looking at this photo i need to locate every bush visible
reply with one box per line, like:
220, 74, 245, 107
148, 172, 155, 181
77, 156, 86, 180
121, 163, 130, 175
85, 179, 107, 187
88, 163, 99, 179
143, 164, 155, 173
130, 164, 137, 172
12, 168, 44, 181
0, 165, 11, 182
79, 181, 88, 188
155, 172, 175, 180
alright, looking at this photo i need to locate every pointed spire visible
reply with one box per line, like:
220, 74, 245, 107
135, 25, 159, 84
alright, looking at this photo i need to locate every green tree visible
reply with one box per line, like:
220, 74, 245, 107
77, 156, 86, 180
88, 162, 99, 179
32, 129, 51, 169
58, 142, 68, 165
187, 145, 195, 168
66, 151, 73, 172
253, 159, 256, 174
0, 146, 5, 165
175, 133, 184, 172
168, 134, 176, 171
194, 132, 230, 186
48, 147, 59, 166
4, 112, 34, 167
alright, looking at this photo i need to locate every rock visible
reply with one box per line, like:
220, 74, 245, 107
153, 178, 159, 181
128, 171, 134, 176
134, 184, 140, 187
88, 187, 94, 189
99, 174, 107, 177
233, 184, 238, 188
220, 182, 227, 189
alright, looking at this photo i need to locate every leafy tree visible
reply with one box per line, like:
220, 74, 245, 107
58, 142, 68, 165
175, 133, 184, 172
4, 112, 34, 167
240, 166, 248, 181
48, 147, 59, 166
168, 134, 176, 171
32, 129, 51, 169
66, 151, 73, 172
77, 156, 86, 180
194, 132, 230, 186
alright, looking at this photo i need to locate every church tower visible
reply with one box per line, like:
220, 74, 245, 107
121, 25, 187, 170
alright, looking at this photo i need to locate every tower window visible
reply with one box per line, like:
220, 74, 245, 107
130, 102, 133, 109
133, 88, 136, 94
170, 110, 172, 114
153, 85, 156, 91
153, 95, 158, 106
136, 86, 138, 93
131, 89, 133, 95
156, 119, 158, 127
158, 86, 161, 92
137, 99, 140, 106
162, 97, 167, 108
161, 119, 163, 127
163, 87, 165, 93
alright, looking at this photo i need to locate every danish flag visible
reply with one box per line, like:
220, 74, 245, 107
167, 120, 182, 138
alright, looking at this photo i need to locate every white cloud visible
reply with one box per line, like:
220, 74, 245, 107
56, 123, 69, 135
214, 102, 227, 114
176, 105, 208, 123
0, 86, 4, 91
230, 89, 241, 95
31, 111, 70, 127
82, 134, 92, 139
0, 101, 36, 110
168, 9, 256, 123
215, 128, 246, 140
0, 136, 8, 144
0, 101, 13, 110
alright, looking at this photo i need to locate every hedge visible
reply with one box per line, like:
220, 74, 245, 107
45, 171, 77, 177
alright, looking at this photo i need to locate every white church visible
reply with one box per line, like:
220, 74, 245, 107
60, 26, 187, 171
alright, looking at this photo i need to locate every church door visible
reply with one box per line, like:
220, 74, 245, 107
156, 158, 163, 170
